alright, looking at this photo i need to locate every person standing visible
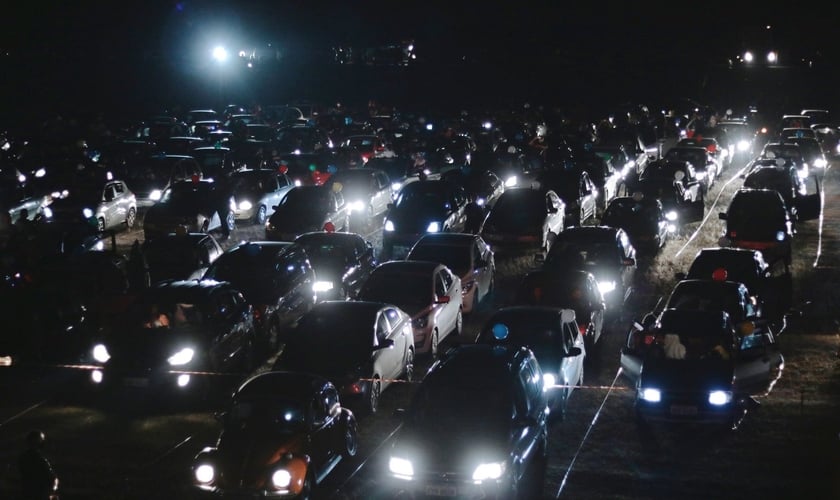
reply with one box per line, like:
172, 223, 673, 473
18, 430, 59, 500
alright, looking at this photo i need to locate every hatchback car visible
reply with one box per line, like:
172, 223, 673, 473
229, 169, 295, 225
43, 178, 137, 233
264, 185, 349, 242
273, 300, 414, 415
479, 186, 566, 258
406, 232, 495, 314
142, 178, 235, 241
477, 306, 585, 419
324, 167, 395, 228
388, 344, 548, 499
741, 162, 820, 222
664, 145, 718, 192
719, 188, 795, 265
121, 154, 203, 207
191, 371, 358, 498
292, 230, 377, 300
357, 260, 463, 357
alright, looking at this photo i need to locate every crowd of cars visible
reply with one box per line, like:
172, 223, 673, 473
0, 98, 832, 497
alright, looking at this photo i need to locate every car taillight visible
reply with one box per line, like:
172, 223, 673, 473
348, 382, 363, 394
643, 334, 656, 345
253, 304, 267, 325
579, 323, 588, 336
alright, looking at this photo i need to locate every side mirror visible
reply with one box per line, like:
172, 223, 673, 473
567, 347, 582, 357
435, 295, 451, 304
375, 338, 395, 350
719, 212, 727, 220
622, 257, 636, 266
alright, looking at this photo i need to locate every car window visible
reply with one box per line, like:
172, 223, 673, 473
376, 313, 390, 343
439, 269, 453, 291
114, 182, 125, 195
563, 321, 578, 350
514, 366, 530, 417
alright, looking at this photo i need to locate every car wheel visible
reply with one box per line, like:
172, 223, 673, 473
402, 348, 415, 382
125, 208, 136, 229
254, 205, 267, 225
97, 217, 105, 232
367, 377, 381, 414
226, 211, 236, 231
343, 419, 359, 458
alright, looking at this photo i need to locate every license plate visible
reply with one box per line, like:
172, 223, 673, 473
670, 404, 698, 416
425, 484, 458, 497
124, 377, 150, 388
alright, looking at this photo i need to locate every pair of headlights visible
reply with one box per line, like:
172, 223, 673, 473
640, 388, 733, 406
389, 456, 505, 482
92, 344, 194, 366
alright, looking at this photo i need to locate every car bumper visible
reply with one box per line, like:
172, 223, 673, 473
635, 395, 738, 425
389, 474, 513, 499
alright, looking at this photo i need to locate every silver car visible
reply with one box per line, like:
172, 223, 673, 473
44, 179, 137, 232
230, 169, 295, 225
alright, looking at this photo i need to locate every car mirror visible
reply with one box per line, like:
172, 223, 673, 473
435, 295, 451, 304
567, 347, 582, 357
719, 212, 727, 220
375, 338, 395, 350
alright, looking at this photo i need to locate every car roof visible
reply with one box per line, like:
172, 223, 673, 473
374, 260, 443, 274
234, 371, 332, 400
428, 344, 530, 383
556, 225, 622, 241
413, 232, 477, 246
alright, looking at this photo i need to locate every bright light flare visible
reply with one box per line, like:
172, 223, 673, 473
212, 46, 228, 62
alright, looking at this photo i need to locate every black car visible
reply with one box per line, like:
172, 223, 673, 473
741, 162, 820, 222
202, 241, 318, 352
479, 186, 566, 258
121, 154, 203, 208
264, 185, 350, 242
718, 188, 795, 265
142, 179, 236, 241
89, 279, 257, 398
141, 231, 225, 285
292, 230, 377, 300
382, 179, 470, 259
664, 145, 718, 192
600, 194, 674, 253
635, 158, 705, 224
387, 344, 549, 499
662, 278, 768, 335
439, 166, 505, 231
191, 371, 358, 498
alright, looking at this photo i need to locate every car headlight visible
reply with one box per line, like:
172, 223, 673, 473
815, 158, 827, 168
384, 220, 395, 232
149, 189, 162, 201
92, 344, 110, 363
42, 206, 53, 218
389, 456, 414, 478
504, 175, 518, 187
238, 200, 252, 210
348, 200, 365, 212
640, 388, 661, 403
35, 167, 46, 178
708, 390, 732, 406
737, 140, 750, 152
82, 208, 94, 219
294, 179, 302, 187
476, 197, 486, 206
426, 221, 440, 233
472, 461, 505, 481
391, 182, 402, 192
776, 231, 785, 242
195, 464, 215, 484
597, 280, 616, 294
543, 373, 556, 390
271, 469, 292, 488
313, 281, 334, 293
167, 347, 195, 366
665, 210, 678, 221
798, 167, 808, 179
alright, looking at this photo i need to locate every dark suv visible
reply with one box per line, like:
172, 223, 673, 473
388, 344, 549, 499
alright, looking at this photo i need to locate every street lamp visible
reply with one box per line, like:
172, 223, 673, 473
212, 45, 228, 63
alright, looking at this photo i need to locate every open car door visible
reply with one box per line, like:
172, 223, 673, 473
734, 332, 784, 396
794, 191, 821, 222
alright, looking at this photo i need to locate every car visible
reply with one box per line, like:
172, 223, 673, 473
439, 166, 505, 231
42, 177, 137, 232
664, 145, 718, 192
191, 371, 359, 498
264, 185, 349, 242
338, 134, 394, 164
800, 109, 831, 125
229, 169, 295, 225
715, 118, 757, 161
120, 154, 203, 207
538, 225, 636, 313
142, 178, 235, 241
324, 166, 395, 228
381, 179, 470, 259
751, 142, 809, 179
202, 241, 318, 353
190, 146, 238, 181
479, 186, 566, 258
387, 344, 549, 499
292, 230, 378, 300
357, 260, 462, 357
662, 278, 771, 336
470, 149, 539, 190
719, 187, 795, 265
741, 162, 820, 222
1, 179, 46, 226
89, 279, 257, 397
620, 308, 784, 429
476, 306, 584, 419
635, 158, 705, 225
600, 193, 675, 253
677, 247, 792, 321
273, 123, 335, 154
513, 268, 606, 350
535, 167, 598, 227
273, 301, 414, 414
786, 135, 829, 177
141, 230, 225, 285
406, 232, 495, 314
677, 136, 729, 170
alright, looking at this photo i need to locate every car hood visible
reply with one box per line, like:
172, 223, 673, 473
146, 202, 214, 219
395, 419, 509, 472
213, 430, 307, 489
640, 358, 734, 390
269, 210, 326, 232
388, 205, 448, 232
107, 327, 206, 367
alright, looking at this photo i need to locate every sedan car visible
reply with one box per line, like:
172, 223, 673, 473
357, 260, 462, 357
292, 230, 377, 300
479, 186, 566, 258
229, 169, 295, 225
387, 344, 548, 499
663, 278, 769, 336
264, 185, 349, 242
89, 279, 257, 397
273, 301, 414, 414
381, 179, 470, 260
191, 371, 358, 498
719, 188, 795, 265
600, 193, 674, 254
324, 166, 395, 228
141, 231, 224, 285
664, 145, 718, 193
635, 158, 705, 224
477, 306, 584, 419
142, 179, 235, 241
121, 154, 204, 207
406, 232, 495, 314
620, 308, 784, 429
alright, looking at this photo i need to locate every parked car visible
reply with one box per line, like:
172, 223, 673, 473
122, 154, 203, 207
273, 301, 414, 414
663, 278, 770, 336
202, 241, 318, 353
620, 308, 784, 429
292, 230, 378, 300
324, 166, 395, 228
387, 344, 548, 499
535, 167, 598, 227
439, 166, 505, 231
43, 178, 137, 232
229, 169, 295, 225
191, 371, 358, 498
479, 186, 566, 258
477, 306, 585, 419
264, 185, 349, 242
664, 145, 718, 192
406, 232, 495, 314
719, 188, 795, 265
741, 161, 820, 222
142, 231, 224, 285
142, 178, 235, 241
600, 193, 674, 253
635, 158, 705, 225
357, 260, 463, 357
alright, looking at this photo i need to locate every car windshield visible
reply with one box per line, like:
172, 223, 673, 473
279, 317, 373, 372
329, 170, 374, 192
726, 194, 786, 234
278, 188, 332, 212
360, 271, 430, 305
144, 239, 204, 266
408, 244, 470, 276
232, 173, 273, 195
667, 286, 745, 321
394, 184, 450, 210
548, 240, 620, 268
204, 248, 279, 282
225, 398, 307, 433
160, 183, 214, 204
477, 312, 565, 359
297, 241, 354, 268
602, 201, 660, 228
408, 382, 512, 426
487, 191, 546, 230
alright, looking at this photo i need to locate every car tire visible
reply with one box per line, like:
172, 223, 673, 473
402, 348, 415, 382
343, 419, 359, 458
254, 205, 267, 225
367, 377, 381, 414
226, 212, 236, 231
125, 208, 136, 229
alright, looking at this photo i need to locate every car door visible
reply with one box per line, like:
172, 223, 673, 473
579, 172, 597, 222
207, 291, 243, 370
511, 358, 544, 482
375, 309, 402, 384
560, 317, 584, 393
434, 268, 458, 336
472, 238, 491, 297
306, 391, 339, 475
101, 183, 119, 227
545, 191, 565, 236
734, 332, 784, 395
372, 171, 392, 216
449, 186, 469, 231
